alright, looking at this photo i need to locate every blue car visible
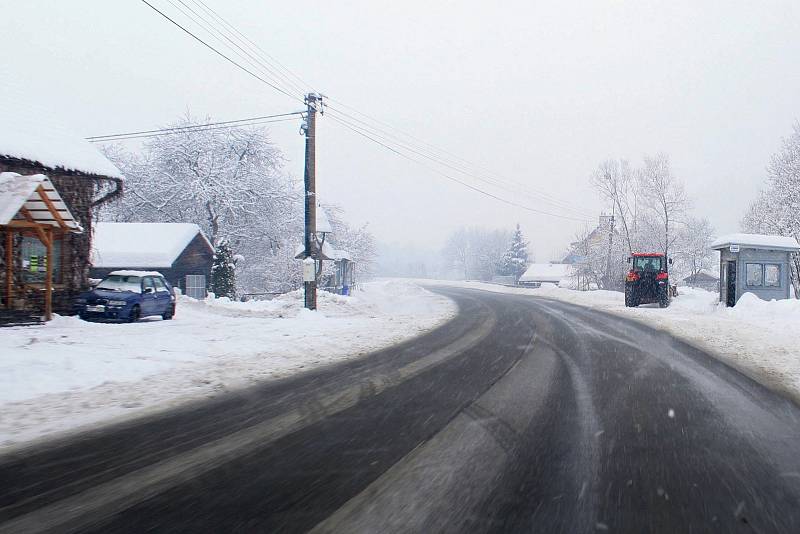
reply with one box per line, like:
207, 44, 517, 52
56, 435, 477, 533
74, 271, 176, 322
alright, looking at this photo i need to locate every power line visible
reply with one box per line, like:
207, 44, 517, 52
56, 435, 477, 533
189, 0, 313, 96
140, 0, 595, 221
139, 0, 304, 104
165, 0, 306, 100
87, 111, 304, 141
326, 114, 592, 223
88, 115, 302, 142
324, 108, 594, 218
325, 99, 592, 216
147, 0, 592, 217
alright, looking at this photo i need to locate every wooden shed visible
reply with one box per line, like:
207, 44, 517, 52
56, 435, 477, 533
0, 98, 123, 321
90, 223, 214, 298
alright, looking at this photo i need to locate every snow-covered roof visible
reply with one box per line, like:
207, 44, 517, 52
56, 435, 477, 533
519, 263, 572, 282
710, 233, 800, 252
0, 172, 82, 231
92, 223, 212, 268
294, 241, 352, 261
0, 77, 122, 179
683, 269, 719, 281
316, 204, 333, 234
108, 270, 165, 278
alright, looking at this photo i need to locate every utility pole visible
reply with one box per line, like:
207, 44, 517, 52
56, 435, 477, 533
302, 93, 322, 310
604, 208, 616, 289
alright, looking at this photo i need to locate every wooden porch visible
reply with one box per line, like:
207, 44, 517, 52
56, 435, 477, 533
1, 172, 82, 322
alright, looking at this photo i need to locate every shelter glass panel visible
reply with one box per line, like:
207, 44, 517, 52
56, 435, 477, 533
764, 264, 781, 287
745, 263, 763, 287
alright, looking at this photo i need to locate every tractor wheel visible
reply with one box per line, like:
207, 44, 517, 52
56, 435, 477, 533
625, 287, 637, 307
658, 290, 670, 308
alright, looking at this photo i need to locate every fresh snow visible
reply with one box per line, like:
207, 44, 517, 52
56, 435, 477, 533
107, 270, 167, 278
710, 233, 800, 251
0, 173, 81, 230
0, 280, 455, 449
518, 263, 572, 283
0, 76, 123, 179
434, 280, 800, 405
92, 222, 211, 268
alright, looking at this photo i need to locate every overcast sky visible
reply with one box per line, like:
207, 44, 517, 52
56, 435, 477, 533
4, 0, 800, 261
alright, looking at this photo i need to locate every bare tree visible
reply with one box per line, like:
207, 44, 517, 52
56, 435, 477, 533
637, 153, 690, 258
674, 216, 715, 283
591, 159, 636, 253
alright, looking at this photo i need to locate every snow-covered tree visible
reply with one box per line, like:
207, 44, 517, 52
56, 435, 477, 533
322, 204, 377, 282
742, 122, 800, 296
211, 239, 237, 299
99, 114, 303, 294
585, 153, 693, 290
442, 227, 511, 280
498, 224, 530, 279
673, 216, 715, 282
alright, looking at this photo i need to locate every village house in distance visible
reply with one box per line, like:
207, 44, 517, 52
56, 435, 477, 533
91, 222, 214, 299
0, 95, 123, 323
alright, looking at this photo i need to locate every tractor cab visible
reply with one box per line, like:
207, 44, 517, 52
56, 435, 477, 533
625, 253, 673, 308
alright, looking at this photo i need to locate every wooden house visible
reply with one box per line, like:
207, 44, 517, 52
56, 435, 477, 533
0, 101, 123, 321
90, 223, 214, 298
682, 269, 719, 292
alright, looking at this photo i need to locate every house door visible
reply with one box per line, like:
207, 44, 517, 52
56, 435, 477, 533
726, 261, 737, 307
185, 275, 207, 300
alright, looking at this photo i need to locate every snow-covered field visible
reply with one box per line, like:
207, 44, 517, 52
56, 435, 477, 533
0, 280, 455, 449
436, 280, 800, 405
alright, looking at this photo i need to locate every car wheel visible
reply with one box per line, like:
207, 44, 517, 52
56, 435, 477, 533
162, 304, 175, 320
128, 305, 141, 323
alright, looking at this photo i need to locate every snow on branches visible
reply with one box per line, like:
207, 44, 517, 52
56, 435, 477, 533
498, 224, 530, 280
742, 122, 800, 296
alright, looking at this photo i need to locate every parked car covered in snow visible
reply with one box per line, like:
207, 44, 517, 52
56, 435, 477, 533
74, 270, 176, 322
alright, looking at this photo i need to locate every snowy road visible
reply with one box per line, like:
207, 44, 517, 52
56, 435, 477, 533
2, 286, 800, 533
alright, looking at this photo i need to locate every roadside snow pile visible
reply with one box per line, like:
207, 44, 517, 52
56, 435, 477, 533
439, 280, 800, 403
0, 281, 455, 449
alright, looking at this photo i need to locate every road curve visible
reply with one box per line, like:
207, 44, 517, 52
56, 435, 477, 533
2, 286, 800, 533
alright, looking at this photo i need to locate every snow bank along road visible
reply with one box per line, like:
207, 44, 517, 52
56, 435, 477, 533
2, 286, 800, 533
0, 281, 454, 448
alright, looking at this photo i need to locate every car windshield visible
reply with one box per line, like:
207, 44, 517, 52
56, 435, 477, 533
96, 275, 142, 293
634, 256, 663, 271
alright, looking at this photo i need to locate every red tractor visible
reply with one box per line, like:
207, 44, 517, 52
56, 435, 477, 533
624, 252, 674, 308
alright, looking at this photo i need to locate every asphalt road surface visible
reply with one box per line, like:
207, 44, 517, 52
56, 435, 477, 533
2, 286, 800, 533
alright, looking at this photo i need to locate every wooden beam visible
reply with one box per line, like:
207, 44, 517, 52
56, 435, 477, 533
44, 226, 52, 321
5, 230, 11, 310
19, 207, 50, 248
36, 185, 69, 230
5, 221, 43, 229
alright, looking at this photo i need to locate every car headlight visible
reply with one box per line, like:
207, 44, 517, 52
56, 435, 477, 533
108, 300, 127, 306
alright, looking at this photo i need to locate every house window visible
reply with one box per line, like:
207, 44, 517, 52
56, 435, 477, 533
745, 263, 762, 287
764, 264, 781, 287
20, 236, 61, 283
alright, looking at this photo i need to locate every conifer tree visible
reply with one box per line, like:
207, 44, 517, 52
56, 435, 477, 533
499, 224, 530, 279
211, 239, 237, 299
